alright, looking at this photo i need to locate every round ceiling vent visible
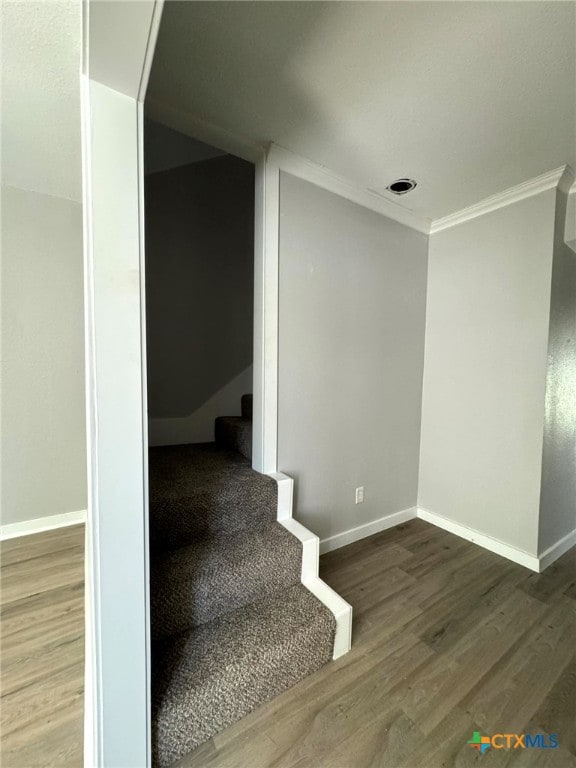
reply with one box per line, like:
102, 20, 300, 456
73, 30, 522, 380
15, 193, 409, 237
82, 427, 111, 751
387, 178, 417, 195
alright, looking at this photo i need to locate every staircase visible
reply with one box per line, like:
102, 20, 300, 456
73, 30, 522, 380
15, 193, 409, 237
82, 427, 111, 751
214, 392, 253, 460
149, 395, 344, 768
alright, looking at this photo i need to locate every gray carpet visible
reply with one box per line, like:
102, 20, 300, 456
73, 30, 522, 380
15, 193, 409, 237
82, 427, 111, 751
150, 395, 336, 767
241, 393, 253, 420
149, 443, 277, 550
215, 415, 253, 460
152, 584, 335, 768
151, 524, 302, 639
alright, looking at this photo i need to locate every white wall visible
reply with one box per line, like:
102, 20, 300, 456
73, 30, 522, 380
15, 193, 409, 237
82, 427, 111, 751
1, 0, 82, 202
1, 186, 87, 526
419, 190, 556, 556
278, 172, 428, 543
0, 0, 86, 531
538, 182, 576, 553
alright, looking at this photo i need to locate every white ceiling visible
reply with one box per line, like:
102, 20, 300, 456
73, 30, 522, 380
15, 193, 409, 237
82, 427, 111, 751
1, 0, 82, 202
147, 1, 576, 221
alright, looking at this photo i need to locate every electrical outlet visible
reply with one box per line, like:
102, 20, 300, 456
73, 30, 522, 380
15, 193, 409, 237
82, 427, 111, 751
355, 486, 364, 504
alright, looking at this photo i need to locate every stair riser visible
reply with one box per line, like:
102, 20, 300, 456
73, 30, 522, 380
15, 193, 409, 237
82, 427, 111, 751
241, 393, 253, 420
151, 526, 302, 639
152, 587, 336, 768
149, 494, 276, 551
214, 417, 252, 460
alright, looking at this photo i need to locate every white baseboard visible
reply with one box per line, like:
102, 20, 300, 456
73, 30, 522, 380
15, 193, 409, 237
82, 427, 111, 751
417, 507, 540, 572
539, 529, 576, 572
0, 509, 87, 541
319, 506, 417, 555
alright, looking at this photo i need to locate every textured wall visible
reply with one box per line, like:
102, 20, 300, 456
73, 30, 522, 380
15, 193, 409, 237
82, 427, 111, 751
145, 154, 254, 434
1, 0, 86, 527
1, 186, 87, 525
419, 190, 556, 555
538, 181, 576, 553
278, 173, 428, 541
1, 0, 82, 202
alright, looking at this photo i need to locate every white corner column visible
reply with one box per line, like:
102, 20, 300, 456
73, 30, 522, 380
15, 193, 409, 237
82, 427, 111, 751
252, 148, 280, 474
82, 1, 163, 765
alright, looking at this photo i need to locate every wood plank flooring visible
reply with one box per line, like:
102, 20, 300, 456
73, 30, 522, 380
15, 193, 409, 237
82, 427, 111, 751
177, 519, 576, 768
1, 520, 574, 768
1, 525, 84, 768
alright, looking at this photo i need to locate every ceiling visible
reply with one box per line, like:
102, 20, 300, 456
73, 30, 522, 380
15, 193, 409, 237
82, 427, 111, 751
147, 1, 576, 222
1, 0, 82, 202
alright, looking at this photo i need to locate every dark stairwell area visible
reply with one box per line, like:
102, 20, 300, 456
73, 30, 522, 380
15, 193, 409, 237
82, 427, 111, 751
145, 119, 255, 445
144, 123, 336, 767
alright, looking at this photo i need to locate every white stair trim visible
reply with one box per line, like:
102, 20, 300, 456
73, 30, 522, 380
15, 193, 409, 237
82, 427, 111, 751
270, 472, 352, 660
0, 509, 87, 540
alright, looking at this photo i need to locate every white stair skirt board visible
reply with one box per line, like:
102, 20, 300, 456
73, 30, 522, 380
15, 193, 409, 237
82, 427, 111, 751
417, 507, 541, 572
319, 506, 418, 555
0, 509, 87, 540
538, 529, 576, 572
270, 472, 352, 660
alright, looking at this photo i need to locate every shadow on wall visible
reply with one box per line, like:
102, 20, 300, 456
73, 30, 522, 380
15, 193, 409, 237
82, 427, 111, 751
145, 154, 254, 420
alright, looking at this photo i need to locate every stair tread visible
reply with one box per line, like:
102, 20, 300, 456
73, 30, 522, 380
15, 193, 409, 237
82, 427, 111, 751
149, 443, 276, 549
152, 583, 335, 767
215, 415, 251, 425
151, 523, 302, 639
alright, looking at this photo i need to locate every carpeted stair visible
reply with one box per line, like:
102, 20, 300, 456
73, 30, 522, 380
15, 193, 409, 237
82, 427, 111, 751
214, 392, 253, 460
149, 443, 277, 550
149, 394, 336, 767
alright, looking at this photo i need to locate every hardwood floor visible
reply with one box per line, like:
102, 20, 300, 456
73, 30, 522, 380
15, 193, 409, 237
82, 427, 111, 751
0, 525, 84, 768
1, 520, 574, 768
178, 519, 576, 768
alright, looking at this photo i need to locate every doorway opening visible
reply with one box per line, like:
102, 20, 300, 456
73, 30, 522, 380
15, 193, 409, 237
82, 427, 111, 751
144, 118, 255, 453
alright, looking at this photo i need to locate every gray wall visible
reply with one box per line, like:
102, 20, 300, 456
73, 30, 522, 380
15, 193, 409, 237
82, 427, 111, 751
1, 0, 86, 528
419, 190, 556, 555
538, 183, 576, 553
145, 154, 254, 435
1, 185, 87, 525
144, 118, 225, 175
278, 173, 428, 541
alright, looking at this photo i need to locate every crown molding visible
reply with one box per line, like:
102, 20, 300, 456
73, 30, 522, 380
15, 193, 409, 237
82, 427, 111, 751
430, 166, 568, 234
142, 102, 572, 235
267, 144, 431, 235
141, 102, 431, 234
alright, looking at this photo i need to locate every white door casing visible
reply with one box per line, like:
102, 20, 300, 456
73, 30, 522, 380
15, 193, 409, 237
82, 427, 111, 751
82, 2, 163, 765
